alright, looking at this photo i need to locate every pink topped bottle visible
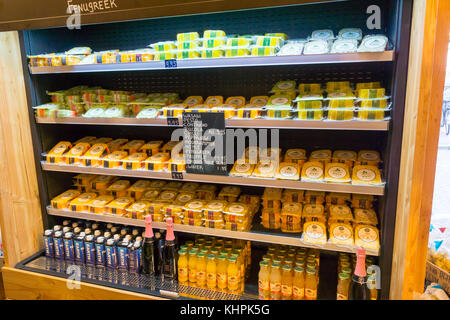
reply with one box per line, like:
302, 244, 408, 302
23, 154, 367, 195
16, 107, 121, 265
162, 217, 177, 280
142, 215, 156, 275
349, 247, 369, 300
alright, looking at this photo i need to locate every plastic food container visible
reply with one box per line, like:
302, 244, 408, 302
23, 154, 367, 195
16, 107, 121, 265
201, 49, 224, 58
236, 105, 263, 119
203, 218, 225, 229
167, 158, 186, 173
331, 39, 358, 53
203, 30, 226, 38
338, 28, 363, 41
65, 142, 91, 165
162, 182, 183, 191
223, 203, 250, 223
358, 35, 388, 53
82, 143, 109, 167
251, 46, 279, 56
177, 32, 199, 42
354, 225, 380, 251
157, 190, 178, 203
357, 110, 387, 121
225, 221, 250, 232
140, 188, 160, 201
144, 152, 170, 171
69, 193, 97, 212
275, 162, 300, 180
309, 149, 332, 164
105, 180, 130, 198
203, 200, 227, 220
266, 109, 291, 119
357, 88, 386, 99
351, 165, 382, 185
262, 187, 283, 201
177, 40, 201, 50
126, 180, 152, 200
93, 137, 113, 144
327, 97, 355, 109
355, 150, 381, 166
121, 140, 145, 155
303, 40, 330, 55
204, 96, 223, 106
138, 140, 163, 157
324, 162, 351, 184
328, 109, 354, 121
87, 195, 114, 214
282, 189, 304, 203
47, 141, 72, 164
105, 197, 135, 216
230, 162, 255, 177
147, 202, 166, 215
183, 200, 207, 219
218, 186, 241, 202
357, 98, 389, 109
329, 223, 354, 246
73, 174, 96, 186
151, 41, 177, 52
196, 184, 217, 200
283, 149, 307, 166
90, 175, 117, 192
225, 47, 251, 57
255, 36, 284, 47
124, 200, 151, 220
162, 204, 184, 218
354, 208, 378, 226
326, 192, 351, 205
161, 140, 182, 153
280, 203, 302, 233
356, 82, 381, 90
326, 81, 351, 92
183, 96, 204, 107
302, 221, 327, 245
331, 150, 357, 168
351, 194, 375, 209
278, 42, 304, 56
182, 217, 203, 226
180, 182, 199, 193
211, 104, 237, 119
51, 189, 81, 209
304, 190, 325, 204
311, 29, 334, 41
136, 107, 161, 119
261, 199, 281, 210
295, 94, 324, 109
249, 96, 269, 106
252, 160, 278, 178
301, 161, 324, 182
295, 109, 324, 120
302, 204, 326, 223
328, 205, 354, 224
122, 153, 147, 170
154, 52, 176, 61
173, 192, 196, 205
177, 50, 201, 59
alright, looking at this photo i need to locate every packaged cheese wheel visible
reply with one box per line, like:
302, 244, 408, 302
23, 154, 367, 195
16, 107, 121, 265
225, 221, 250, 232
328, 109, 354, 121
249, 96, 269, 106
183, 199, 207, 219
211, 104, 237, 119
141, 188, 160, 201
226, 37, 252, 47
90, 175, 117, 191
93, 137, 113, 144
174, 192, 196, 205
162, 181, 183, 191
331, 39, 358, 53
105, 197, 135, 216
127, 180, 152, 199
329, 223, 354, 246
357, 35, 388, 53
218, 186, 241, 197
338, 28, 362, 41
196, 184, 217, 200
203, 200, 227, 220
301, 161, 324, 182
311, 29, 334, 41
122, 153, 147, 170
147, 202, 166, 215
182, 217, 203, 226
354, 225, 380, 251
356, 150, 381, 166
261, 199, 281, 210
328, 205, 354, 224
88, 195, 114, 214
352, 165, 382, 185
298, 83, 322, 94
251, 46, 279, 57
69, 192, 97, 212
252, 160, 278, 178
351, 194, 375, 209
236, 104, 263, 119
125, 200, 152, 220
183, 96, 203, 107
82, 143, 109, 167
282, 189, 304, 203
121, 140, 145, 154
162, 204, 184, 217
102, 151, 128, 168
356, 82, 381, 90
303, 40, 330, 55
177, 32, 199, 42
162, 141, 182, 153
230, 162, 255, 177
177, 40, 201, 50
167, 158, 186, 173
281, 202, 302, 216
303, 204, 326, 223
73, 136, 97, 145
106, 180, 131, 198
162, 104, 187, 118
304, 190, 325, 204
354, 208, 378, 226
47, 141, 72, 164
51, 189, 81, 209
225, 96, 246, 107
357, 110, 387, 121
139, 140, 163, 157
203, 218, 225, 229
107, 138, 128, 152
357, 88, 386, 99
65, 142, 91, 165
332, 150, 357, 168
326, 192, 351, 205
205, 96, 224, 106
157, 190, 178, 203
278, 42, 304, 56
225, 47, 251, 57
284, 149, 307, 165
262, 187, 283, 200
324, 163, 351, 184
303, 221, 327, 245
295, 109, 324, 120
144, 152, 170, 171
179, 182, 199, 192
266, 94, 292, 109
266, 109, 291, 119
223, 202, 250, 220
309, 149, 332, 164
275, 162, 300, 180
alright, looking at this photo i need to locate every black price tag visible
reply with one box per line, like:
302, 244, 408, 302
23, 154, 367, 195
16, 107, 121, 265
171, 172, 184, 180
165, 59, 177, 68
167, 117, 180, 126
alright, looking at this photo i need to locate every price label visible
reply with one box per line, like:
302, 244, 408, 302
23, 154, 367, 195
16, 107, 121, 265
165, 59, 177, 68
167, 117, 180, 126
171, 172, 184, 180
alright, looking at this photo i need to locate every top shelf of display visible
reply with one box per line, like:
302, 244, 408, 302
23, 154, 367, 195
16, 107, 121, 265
28, 30, 393, 74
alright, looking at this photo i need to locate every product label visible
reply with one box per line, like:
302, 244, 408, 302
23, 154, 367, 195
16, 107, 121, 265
360, 152, 378, 161
105, 245, 117, 269
115, 198, 131, 205
336, 151, 355, 160
207, 201, 225, 211
305, 166, 323, 179
305, 288, 317, 300
187, 201, 204, 210
117, 246, 129, 271
259, 279, 269, 291
207, 273, 216, 287
281, 285, 293, 297
95, 243, 106, 266
305, 224, 325, 239
160, 191, 176, 200
327, 166, 348, 179
189, 269, 197, 282
358, 227, 378, 242
293, 286, 304, 299
280, 165, 298, 177
235, 163, 251, 173
228, 204, 245, 214
197, 271, 206, 285
85, 241, 96, 265
304, 205, 322, 215
277, 82, 294, 90
332, 225, 352, 241
63, 238, 74, 260
284, 203, 301, 213
258, 161, 275, 173
356, 168, 376, 181
311, 151, 330, 159
271, 97, 289, 105
52, 143, 69, 155
74, 239, 85, 263
287, 150, 305, 159
270, 282, 281, 297
228, 275, 240, 290
178, 267, 188, 282
337, 293, 348, 300
44, 235, 54, 258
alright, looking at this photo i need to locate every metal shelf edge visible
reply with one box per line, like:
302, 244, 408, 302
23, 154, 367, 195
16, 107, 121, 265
40, 162, 385, 195
46, 207, 379, 256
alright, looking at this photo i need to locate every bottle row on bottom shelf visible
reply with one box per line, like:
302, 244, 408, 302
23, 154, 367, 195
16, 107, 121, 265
40, 216, 379, 300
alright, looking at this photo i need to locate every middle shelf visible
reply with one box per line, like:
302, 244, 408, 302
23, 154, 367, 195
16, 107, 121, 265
47, 207, 379, 256
41, 162, 385, 195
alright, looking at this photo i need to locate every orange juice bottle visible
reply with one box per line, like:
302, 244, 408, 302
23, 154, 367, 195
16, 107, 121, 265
269, 262, 282, 300
227, 256, 240, 294
258, 260, 270, 300
196, 252, 207, 288
231, 251, 245, 292
293, 266, 305, 300
216, 254, 228, 292
281, 265, 293, 300
188, 250, 197, 286
206, 254, 217, 290
304, 267, 317, 300
177, 249, 188, 285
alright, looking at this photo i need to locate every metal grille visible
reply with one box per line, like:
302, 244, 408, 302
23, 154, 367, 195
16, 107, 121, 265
23, 256, 257, 300
26, 0, 390, 55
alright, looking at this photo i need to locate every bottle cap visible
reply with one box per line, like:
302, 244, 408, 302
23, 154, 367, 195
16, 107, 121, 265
282, 264, 292, 270
207, 254, 216, 259
260, 260, 269, 267
165, 217, 175, 241
338, 272, 350, 280
294, 266, 305, 273
144, 215, 154, 238
271, 262, 280, 268
354, 247, 367, 277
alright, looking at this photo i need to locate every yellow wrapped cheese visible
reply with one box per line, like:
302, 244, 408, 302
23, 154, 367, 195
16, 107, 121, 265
69, 192, 97, 212
203, 218, 225, 229
282, 189, 304, 203
355, 150, 381, 166
90, 175, 117, 191
106, 180, 131, 198
281, 202, 302, 216
298, 83, 322, 94
144, 152, 170, 171
356, 82, 381, 90
127, 180, 152, 200
354, 208, 378, 226
183, 96, 203, 107
284, 149, 307, 165
183, 199, 207, 219
324, 163, 351, 184
275, 162, 300, 180
174, 192, 196, 205
309, 149, 332, 164
328, 205, 354, 224
326, 81, 351, 92
47, 141, 72, 164
162, 204, 184, 218
163, 104, 187, 117
157, 190, 178, 203
223, 203, 250, 224
82, 143, 109, 167
262, 187, 283, 200
327, 109, 354, 121
147, 201, 166, 215
65, 142, 91, 165
329, 223, 354, 246
252, 160, 278, 178
357, 88, 385, 99
140, 188, 160, 201
196, 184, 217, 200
303, 221, 327, 245
107, 138, 128, 152
211, 104, 236, 119
93, 137, 113, 144
105, 197, 135, 216
218, 186, 241, 202
225, 96, 246, 108
162, 181, 183, 191
121, 140, 145, 154
304, 190, 325, 204
51, 189, 81, 209
351, 165, 382, 185
87, 195, 114, 214
102, 150, 128, 168
125, 200, 152, 220
332, 150, 357, 168
326, 192, 351, 205
236, 104, 263, 119
139, 140, 163, 157
301, 161, 324, 182
203, 200, 227, 220
74, 136, 97, 145
182, 217, 203, 226
149, 180, 167, 188
354, 225, 380, 251
230, 162, 255, 177
302, 204, 326, 223
205, 96, 223, 106
122, 152, 147, 170
249, 96, 269, 106
357, 110, 386, 121
73, 173, 96, 186
351, 194, 375, 209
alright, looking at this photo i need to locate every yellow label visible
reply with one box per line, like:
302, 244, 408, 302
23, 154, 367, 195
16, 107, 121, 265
305, 288, 317, 300
259, 279, 269, 291
337, 293, 348, 300
228, 275, 240, 290
206, 273, 216, 287
196, 271, 206, 285
178, 267, 188, 282
217, 273, 227, 288
188, 269, 197, 282
281, 285, 293, 297
270, 282, 281, 294
293, 286, 304, 299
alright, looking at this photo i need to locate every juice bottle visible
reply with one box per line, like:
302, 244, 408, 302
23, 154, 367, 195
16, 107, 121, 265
231, 251, 245, 292
220, 250, 229, 258
196, 252, 207, 288
293, 266, 305, 300
336, 272, 350, 300
281, 265, 293, 300
284, 259, 294, 268
269, 262, 282, 300
368, 274, 378, 300
188, 250, 197, 286
216, 254, 228, 292
206, 254, 217, 290
177, 249, 188, 285
304, 267, 318, 300
339, 261, 351, 274
258, 260, 270, 300
342, 267, 352, 276
227, 256, 240, 294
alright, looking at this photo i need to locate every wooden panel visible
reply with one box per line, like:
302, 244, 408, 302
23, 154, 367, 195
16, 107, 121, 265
2, 267, 163, 300
391, 0, 450, 299
0, 31, 44, 267
0, 259, 5, 300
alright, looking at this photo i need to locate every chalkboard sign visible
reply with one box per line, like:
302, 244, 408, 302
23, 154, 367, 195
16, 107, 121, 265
182, 112, 228, 176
